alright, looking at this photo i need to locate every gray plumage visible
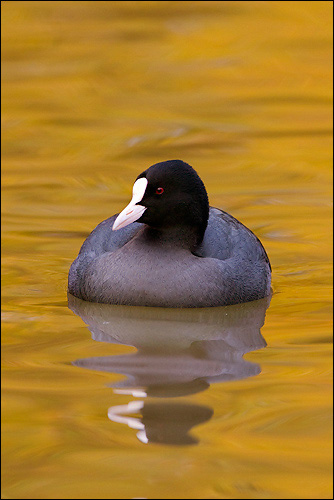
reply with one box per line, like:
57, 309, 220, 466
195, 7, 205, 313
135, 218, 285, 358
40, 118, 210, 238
68, 205, 271, 308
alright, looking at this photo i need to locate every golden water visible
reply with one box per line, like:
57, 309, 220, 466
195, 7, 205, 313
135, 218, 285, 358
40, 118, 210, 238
2, 1, 332, 498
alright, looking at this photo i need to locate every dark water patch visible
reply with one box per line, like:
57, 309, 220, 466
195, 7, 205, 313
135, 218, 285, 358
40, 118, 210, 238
235, 95, 332, 106
14, 230, 91, 240
248, 128, 332, 139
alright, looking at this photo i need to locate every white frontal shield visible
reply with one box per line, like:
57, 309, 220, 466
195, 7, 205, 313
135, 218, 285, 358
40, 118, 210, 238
112, 177, 148, 231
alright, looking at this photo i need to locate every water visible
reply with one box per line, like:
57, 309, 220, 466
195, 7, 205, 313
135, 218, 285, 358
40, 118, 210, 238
2, 1, 332, 498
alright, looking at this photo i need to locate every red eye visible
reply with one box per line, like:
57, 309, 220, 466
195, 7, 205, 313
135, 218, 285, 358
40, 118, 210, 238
155, 187, 164, 195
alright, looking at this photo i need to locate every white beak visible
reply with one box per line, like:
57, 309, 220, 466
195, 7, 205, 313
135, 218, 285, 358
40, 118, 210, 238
112, 177, 148, 231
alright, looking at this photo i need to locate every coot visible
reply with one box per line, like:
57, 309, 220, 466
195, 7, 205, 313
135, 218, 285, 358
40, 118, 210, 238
68, 160, 271, 307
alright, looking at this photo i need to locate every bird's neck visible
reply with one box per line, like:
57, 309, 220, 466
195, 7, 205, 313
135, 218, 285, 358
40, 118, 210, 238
140, 225, 202, 251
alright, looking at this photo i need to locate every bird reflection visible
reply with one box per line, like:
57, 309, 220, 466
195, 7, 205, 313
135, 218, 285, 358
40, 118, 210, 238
107, 400, 213, 446
69, 293, 271, 445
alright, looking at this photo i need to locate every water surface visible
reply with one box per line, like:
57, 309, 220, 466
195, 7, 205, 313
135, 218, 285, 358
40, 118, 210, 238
2, 1, 332, 499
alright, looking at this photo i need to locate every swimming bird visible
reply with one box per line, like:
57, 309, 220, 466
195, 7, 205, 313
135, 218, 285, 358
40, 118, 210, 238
68, 159, 271, 307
